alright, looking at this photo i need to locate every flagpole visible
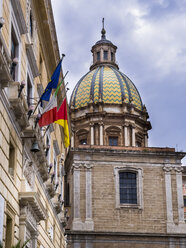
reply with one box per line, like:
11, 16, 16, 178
31, 54, 66, 117
42, 125, 50, 138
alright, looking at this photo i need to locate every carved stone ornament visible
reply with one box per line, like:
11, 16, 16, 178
84, 164, 93, 170
71, 163, 83, 173
174, 166, 183, 173
163, 165, 172, 173
23, 157, 35, 189
72, 163, 83, 169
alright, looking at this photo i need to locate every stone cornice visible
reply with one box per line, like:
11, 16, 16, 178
70, 146, 185, 160
65, 230, 186, 238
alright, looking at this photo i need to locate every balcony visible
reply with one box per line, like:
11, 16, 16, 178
19, 192, 47, 221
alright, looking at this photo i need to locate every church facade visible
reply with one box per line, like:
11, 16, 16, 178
65, 25, 186, 247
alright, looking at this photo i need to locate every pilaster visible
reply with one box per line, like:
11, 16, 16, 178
90, 123, 94, 145
124, 125, 128, 146
163, 165, 173, 223
84, 164, 94, 231
99, 122, 104, 146
72, 163, 83, 230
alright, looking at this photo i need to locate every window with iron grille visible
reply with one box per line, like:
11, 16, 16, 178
109, 136, 118, 146
119, 172, 137, 204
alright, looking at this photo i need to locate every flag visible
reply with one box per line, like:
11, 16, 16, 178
40, 59, 62, 105
38, 96, 70, 148
54, 98, 70, 148
38, 94, 57, 127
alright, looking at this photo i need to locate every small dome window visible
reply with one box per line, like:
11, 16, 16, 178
97, 51, 100, 61
104, 50, 108, 60
80, 139, 87, 145
111, 52, 114, 61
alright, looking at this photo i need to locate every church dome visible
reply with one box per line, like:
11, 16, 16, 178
70, 65, 143, 111
70, 19, 144, 112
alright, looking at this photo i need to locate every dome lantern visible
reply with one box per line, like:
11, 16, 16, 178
90, 18, 119, 70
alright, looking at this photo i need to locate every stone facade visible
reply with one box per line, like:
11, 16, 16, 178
0, 0, 67, 247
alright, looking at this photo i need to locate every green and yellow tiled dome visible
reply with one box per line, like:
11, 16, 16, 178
70, 66, 143, 111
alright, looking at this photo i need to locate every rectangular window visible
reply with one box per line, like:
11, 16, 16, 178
11, 26, 19, 81
9, 142, 15, 178
64, 176, 70, 207
104, 50, 108, 60
109, 136, 118, 146
29, 12, 33, 37
184, 198, 186, 207
119, 172, 137, 204
97, 51, 100, 61
27, 75, 33, 107
5, 215, 13, 247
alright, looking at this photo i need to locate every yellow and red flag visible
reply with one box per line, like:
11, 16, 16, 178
39, 96, 70, 148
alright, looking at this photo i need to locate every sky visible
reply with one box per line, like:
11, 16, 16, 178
51, 0, 186, 164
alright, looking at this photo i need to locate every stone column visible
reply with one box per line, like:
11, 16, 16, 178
163, 165, 173, 223
71, 128, 75, 148
99, 122, 104, 146
124, 125, 128, 146
84, 164, 94, 230
175, 166, 184, 223
72, 164, 83, 230
132, 126, 135, 147
90, 123, 94, 145
144, 134, 148, 147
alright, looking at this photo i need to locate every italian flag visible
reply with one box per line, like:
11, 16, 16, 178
38, 94, 70, 148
